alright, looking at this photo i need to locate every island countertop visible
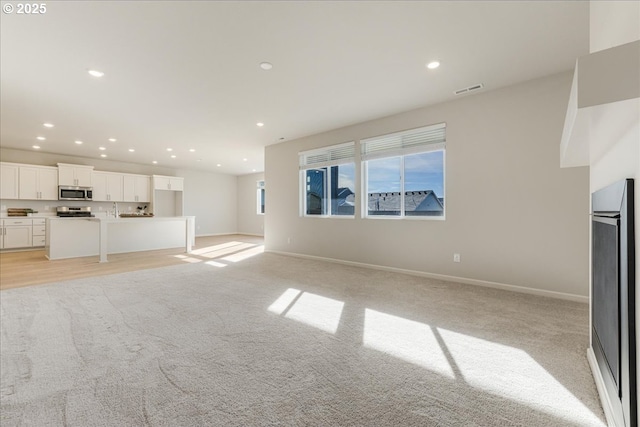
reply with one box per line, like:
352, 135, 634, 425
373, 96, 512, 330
46, 216, 195, 262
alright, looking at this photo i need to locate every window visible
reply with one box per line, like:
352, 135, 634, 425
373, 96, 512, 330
257, 180, 265, 214
362, 123, 445, 218
300, 142, 356, 217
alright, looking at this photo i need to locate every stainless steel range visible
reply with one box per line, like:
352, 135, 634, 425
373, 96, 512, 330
56, 206, 94, 217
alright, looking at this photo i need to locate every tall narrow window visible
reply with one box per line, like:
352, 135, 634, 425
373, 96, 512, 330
257, 180, 265, 214
300, 142, 356, 217
362, 123, 445, 218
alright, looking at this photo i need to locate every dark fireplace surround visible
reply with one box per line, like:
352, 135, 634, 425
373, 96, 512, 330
592, 178, 636, 427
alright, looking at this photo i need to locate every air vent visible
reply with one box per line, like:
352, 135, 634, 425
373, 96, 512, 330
454, 83, 484, 95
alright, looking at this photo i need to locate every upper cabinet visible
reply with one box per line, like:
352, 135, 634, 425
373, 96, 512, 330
1, 162, 184, 208
92, 171, 124, 202
123, 174, 150, 203
19, 166, 58, 200
0, 163, 19, 200
58, 163, 94, 187
1, 162, 57, 201
153, 175, 184, 191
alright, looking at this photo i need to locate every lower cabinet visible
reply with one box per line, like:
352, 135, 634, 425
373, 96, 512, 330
32, 219, 46, 247
1, 218, 47, 249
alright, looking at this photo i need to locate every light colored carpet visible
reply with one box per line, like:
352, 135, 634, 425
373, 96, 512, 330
1, 252, 605, 426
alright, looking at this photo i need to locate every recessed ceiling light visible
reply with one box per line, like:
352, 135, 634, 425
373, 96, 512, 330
171, 155, 176, 158
100, 154, 107, 158
252, 169, 256, 172
128, 148, 135, 152
166, 148, 173, 152
32, 145, 41, 149
189, 148, 195, 152
88, 69, 104, 77
108, 138, 117, 142
216, 164, 221, 167
256, 122, 264, 127
43, 123, 54, 128
243, 158, 248, 162
426, 61, 440, 70
259, 62, 273, 70
99, 146, 106, 151
152, 160, 158, 164
197, 159, 202, 162
75, 140, 83, 145
36, 136, 45, 141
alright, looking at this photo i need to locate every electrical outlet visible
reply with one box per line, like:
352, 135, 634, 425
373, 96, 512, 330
128, 206, 132, 211
287, 237, 292, 244
44, 205, 49, 211
0, 205, 5, 211
453, 253, 461, 263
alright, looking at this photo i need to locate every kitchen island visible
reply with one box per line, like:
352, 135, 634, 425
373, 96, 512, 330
46, 216, 195, 262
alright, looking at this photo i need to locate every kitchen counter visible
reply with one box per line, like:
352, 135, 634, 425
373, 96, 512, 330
46, 216, 195, 262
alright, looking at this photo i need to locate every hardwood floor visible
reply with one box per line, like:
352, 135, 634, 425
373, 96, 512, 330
0, 234, 264, 291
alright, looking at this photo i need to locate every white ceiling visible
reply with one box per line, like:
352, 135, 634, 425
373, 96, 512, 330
0, 1, 589, 176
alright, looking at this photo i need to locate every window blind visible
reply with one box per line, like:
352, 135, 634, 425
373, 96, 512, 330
361, 123, 446, 161
299, 141, 355, 170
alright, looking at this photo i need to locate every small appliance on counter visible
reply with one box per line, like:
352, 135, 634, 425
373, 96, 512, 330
56, 206, 94, 217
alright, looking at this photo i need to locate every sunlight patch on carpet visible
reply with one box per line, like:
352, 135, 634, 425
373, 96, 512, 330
222, 245, 264, 262
437, 328, 605, 426
284, 292, 345, 334
363, 309, 455, 378
204, 260, 227, 268
190, 242, 256, 259
268, 288, 302, 314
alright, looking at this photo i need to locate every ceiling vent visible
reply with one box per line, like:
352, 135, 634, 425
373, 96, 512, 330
454, 83, 484, 95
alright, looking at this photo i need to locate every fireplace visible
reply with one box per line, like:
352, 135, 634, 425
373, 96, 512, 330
591, 178, 636, 427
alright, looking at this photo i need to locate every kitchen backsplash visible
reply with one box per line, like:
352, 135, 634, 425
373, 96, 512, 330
0, 199, 147, 216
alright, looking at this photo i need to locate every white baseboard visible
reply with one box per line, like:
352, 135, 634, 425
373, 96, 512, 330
587, 347, 617, 426
195, 232, 263, 238
266, 249, 588, 303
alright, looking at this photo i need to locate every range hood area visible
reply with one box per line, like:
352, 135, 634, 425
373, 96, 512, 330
560, 40, 639, 168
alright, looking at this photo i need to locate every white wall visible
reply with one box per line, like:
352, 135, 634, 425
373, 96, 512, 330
0, 148, 238, 236
590, 1, 640, 54
589, 0, 640, 412
265, 71, 590, 298
237, 172, 265, 236
177, 168, 238, 236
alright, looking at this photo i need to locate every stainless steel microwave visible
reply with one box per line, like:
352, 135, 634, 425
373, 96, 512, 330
58, 186, 93, 201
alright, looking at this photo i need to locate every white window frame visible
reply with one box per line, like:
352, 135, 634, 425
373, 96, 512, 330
256, 180, 265, 215
361, 123, 446, 220
299, 141, 356, 218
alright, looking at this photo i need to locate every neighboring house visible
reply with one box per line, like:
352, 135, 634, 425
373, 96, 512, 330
305, 169, 356, 215
336, 187, 355, 215
368, 190, 444, 216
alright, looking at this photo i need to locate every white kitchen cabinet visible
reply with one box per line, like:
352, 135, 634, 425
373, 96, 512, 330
153, 175, 184, 191
32, 218, 46, 247
92, 171, 124, 202
1, 218, 33, 249
0, 163, 19, 200
123, 174, 151, 203
58, 163, 94, 187
19, 166, 58, 200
